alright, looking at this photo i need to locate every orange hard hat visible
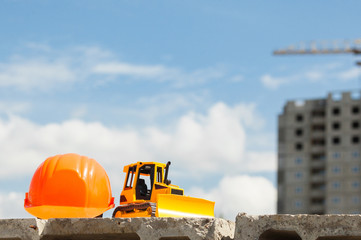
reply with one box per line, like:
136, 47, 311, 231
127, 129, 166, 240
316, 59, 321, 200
24, 153, 114, 219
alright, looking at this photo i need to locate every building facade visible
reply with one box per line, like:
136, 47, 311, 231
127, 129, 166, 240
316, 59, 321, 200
278, 91, 361, 214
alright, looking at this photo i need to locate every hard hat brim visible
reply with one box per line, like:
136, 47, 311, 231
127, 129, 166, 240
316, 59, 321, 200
24, 204, 115, 219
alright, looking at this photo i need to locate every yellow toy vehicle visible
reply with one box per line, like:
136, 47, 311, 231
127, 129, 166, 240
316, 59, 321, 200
112, 161, 214, 218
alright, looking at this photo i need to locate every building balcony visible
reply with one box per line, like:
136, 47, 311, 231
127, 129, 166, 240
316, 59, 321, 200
311, 131, 325, 138
310, 189, 325, 198
309, 203, 325, 213
310, 146, 326, 153
310, 160, 326, 169
311, 117, 325, 124
311, 174, 325, 183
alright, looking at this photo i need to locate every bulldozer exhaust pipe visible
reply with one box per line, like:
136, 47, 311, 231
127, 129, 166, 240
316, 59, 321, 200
164, 161, 171, 185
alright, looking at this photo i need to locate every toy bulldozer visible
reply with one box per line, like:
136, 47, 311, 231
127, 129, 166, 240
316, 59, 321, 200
112, 161, 215, 218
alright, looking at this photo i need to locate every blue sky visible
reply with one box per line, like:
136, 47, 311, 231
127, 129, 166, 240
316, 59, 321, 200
0, 1, 360, 219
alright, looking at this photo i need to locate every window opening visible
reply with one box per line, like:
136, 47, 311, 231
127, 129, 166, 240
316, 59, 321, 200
332, 181, 340, 189
352, 166, 360, 173
332, 93, 342, 101
352, 181, 360, 188
332, 107, 340, 115
333, 137, 341, 145
352, 106, 360, 114
333, 152, 341, 159
295, 200, 302, 208
296, 114, 303, 122
332, 197, 341, 204
353, 196, 360, 204
332, 122, 340, 130
295, 128, 303, 137
295, 143, 303, 151
352, 121, 360, 129
157, 166, 163, 183
352, 151, 360, 158
295, 186, 302, 193
136, 164, 155, 200
332, 166, 341, 174
125, 166, 136, 189
295, 172, 303, 179
351, 91, 361, 100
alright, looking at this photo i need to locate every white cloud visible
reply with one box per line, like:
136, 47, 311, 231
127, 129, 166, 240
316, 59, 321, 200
136, 92, 204, 112
230, 74, 244, 82
93, 61, 226, 87
93, 62, 170, 78
70, 105, 88, 119
189, 175, 276, 220
304, 70, 324, 81
338, 68, 359, 81
261, 63, 360, 90
0, 102, 274, 180
0, 45, 112, 91
243, 152, 276, 172
0, 59, 76, 91
0, 45, 232, 91
98, 92, 210, 125
0, 101, 31, 115
155, 102, 247, 172
261, 74, 291, 89
260, 71, 321, 89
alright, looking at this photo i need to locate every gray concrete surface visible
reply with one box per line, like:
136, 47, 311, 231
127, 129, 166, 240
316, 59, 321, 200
0, 217, 235, 240
235, 213, 361, 240
5, 214, 361, 240
0, 218, 39, 240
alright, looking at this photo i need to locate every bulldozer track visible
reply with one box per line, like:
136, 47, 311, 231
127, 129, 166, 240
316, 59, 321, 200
113, 202, 156, 217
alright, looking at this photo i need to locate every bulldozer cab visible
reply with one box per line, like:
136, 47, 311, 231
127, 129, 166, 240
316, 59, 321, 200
121, 162, 172, 203
136, 164, 154, 200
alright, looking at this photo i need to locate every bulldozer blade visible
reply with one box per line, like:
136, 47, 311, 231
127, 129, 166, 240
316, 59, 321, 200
156, 194, 215, 218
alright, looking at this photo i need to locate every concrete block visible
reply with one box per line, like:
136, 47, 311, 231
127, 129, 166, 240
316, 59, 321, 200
0, 218, 39, 240
235, 213, 361, 240
0, 217, 235, 240
40, 218, 235, 240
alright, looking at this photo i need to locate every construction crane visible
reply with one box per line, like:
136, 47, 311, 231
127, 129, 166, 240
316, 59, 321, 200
273, 39, 361, 88
273, 39, 361, 56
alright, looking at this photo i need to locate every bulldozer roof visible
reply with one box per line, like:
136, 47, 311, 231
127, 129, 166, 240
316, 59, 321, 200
122, 161, 167, 173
